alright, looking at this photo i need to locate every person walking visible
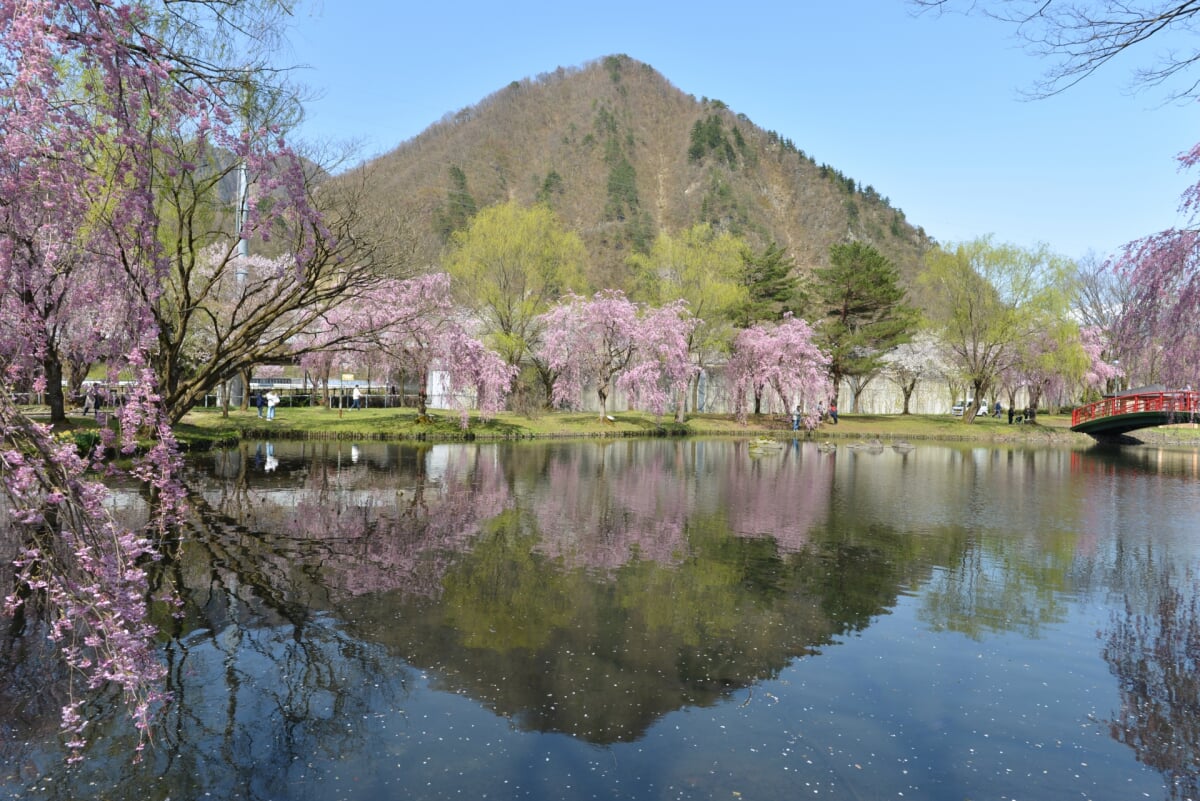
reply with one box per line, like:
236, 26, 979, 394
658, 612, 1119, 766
829, 400, 838, 424
256, 390, 265, 418
791, 405, 801, 431
266, 390, 279, 420
352, 386, 362, 410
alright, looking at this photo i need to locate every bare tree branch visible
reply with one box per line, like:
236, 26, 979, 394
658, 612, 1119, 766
911, 0, 1200, 100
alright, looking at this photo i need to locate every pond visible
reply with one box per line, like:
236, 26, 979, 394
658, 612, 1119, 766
3, 437, 1200, 800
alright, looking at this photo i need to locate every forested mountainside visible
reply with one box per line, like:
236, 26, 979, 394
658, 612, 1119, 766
354, 54, 933, 290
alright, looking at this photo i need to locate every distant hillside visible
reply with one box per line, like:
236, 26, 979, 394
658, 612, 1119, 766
355, 54, 933, 290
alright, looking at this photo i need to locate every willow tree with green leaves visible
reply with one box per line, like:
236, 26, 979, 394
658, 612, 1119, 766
629, 224, 748, 413
920, 237, 1074, 422
443, 201, 587, 405
1021, 318, 1092, 411
813, 242, 917, 411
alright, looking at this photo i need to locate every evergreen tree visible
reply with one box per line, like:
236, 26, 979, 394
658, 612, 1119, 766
435, 165, 477, 241
536, 169, 564, 204
606, 157, 639, 220
737, 242, 799, 327
688, 114, 738, 166
814, 242, 917, 409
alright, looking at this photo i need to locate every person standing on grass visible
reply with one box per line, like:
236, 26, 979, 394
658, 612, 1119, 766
352, 386, 361, 410
266, 390, 279, 420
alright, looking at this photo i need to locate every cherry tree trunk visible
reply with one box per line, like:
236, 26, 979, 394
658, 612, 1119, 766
239, 368, 251, 412
43, 354, 67, 424
900, 382, 916, 415
65, 359, 90, 405
416, 368, 430, 419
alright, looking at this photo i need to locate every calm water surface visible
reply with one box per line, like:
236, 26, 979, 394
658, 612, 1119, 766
2, 437, 1200, 800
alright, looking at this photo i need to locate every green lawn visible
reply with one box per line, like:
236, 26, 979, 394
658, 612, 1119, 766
178, 405, 738, 442
174, 403, 1100, 448
34, 401, 1200, 451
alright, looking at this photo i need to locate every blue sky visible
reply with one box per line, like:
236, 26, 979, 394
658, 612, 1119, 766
285, 0, 1198, 261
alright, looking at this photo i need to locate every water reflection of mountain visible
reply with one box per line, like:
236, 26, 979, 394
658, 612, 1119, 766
172, 440, 923, 743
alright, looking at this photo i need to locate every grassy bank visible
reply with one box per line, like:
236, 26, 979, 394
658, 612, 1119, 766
34, 402, 1199, 451
171, 404, 1153, 450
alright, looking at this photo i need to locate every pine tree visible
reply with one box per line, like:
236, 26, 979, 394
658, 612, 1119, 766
435, 165, 477, 241
737, 242, 799, 327
814, 242, 917, 409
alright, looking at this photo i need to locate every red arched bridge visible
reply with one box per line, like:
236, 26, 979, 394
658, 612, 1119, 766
1071, 389, 1200, 436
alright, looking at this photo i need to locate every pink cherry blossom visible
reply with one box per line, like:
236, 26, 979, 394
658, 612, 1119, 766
1112, 144, 1200, 387
0, 0, 305, 760
727, 315, 832, 426
538, 290, 696, 419
295, 273, 515, 426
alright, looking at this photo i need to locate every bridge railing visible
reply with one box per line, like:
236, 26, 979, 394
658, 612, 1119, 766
1071, 390, 1200, 427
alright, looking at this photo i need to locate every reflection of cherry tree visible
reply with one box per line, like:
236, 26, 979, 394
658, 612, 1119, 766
1103, 569, 1200, 801
528, 440, 835, 569
304, 447, 511, 599
720, 443, 834, 552
531, 443, 692, 571
34, 501, 420, 801
0, 582, 71, 758
188, 444, 512, 600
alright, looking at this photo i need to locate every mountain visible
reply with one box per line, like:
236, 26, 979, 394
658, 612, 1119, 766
354, 54, 933, 290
